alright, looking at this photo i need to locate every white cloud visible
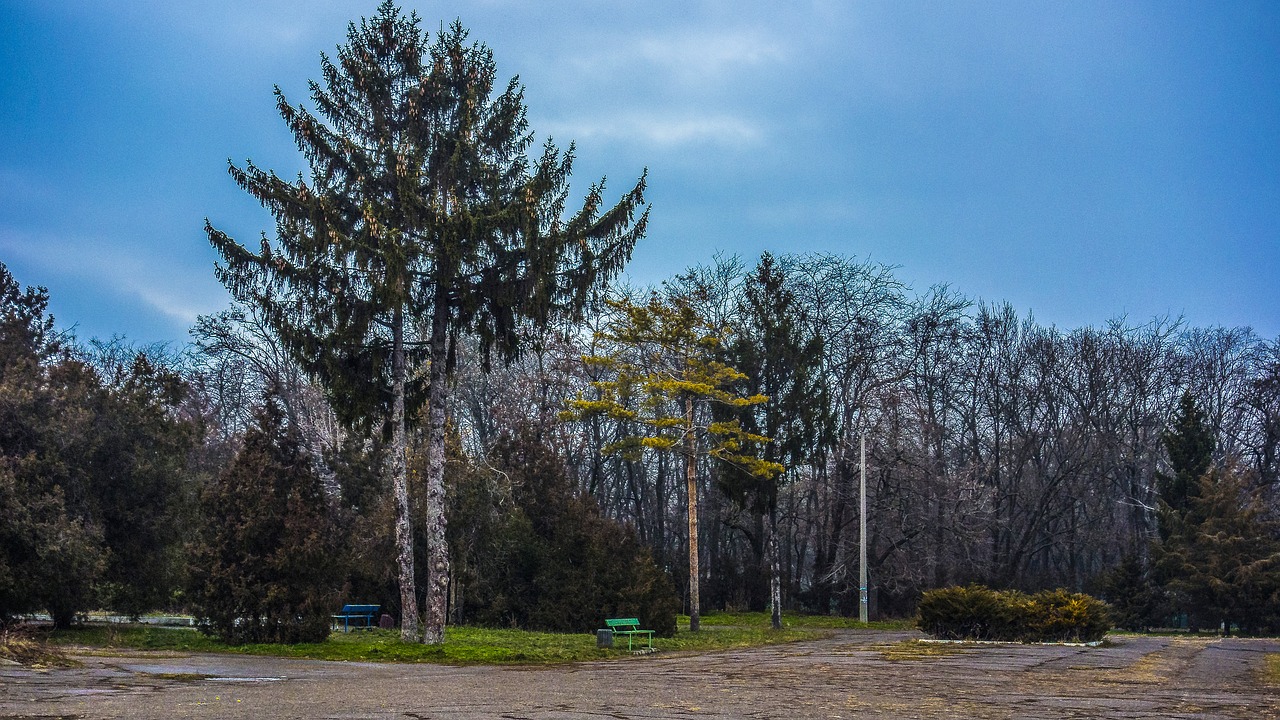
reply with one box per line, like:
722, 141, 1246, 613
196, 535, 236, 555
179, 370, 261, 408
631, 29, 788, 79
0, 228, 224, 326
547, 112, 763, 148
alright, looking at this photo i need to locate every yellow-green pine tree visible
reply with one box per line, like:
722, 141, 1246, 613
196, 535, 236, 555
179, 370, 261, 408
563, 292, 782, 631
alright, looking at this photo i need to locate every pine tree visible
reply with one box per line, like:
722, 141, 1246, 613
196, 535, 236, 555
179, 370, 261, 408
89, 353, 197, 618
206, 3, 646, 643
462, 424, 679, 635
562, 292, 782, 631
0, 264, 104, 626
1153, 463, 1280, 635
1158, 390, 1215, 528
0, 264, 195, 625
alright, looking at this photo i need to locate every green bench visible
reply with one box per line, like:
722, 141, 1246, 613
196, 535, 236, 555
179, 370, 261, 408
604, 617, 654, 650
332, 603, 380, 632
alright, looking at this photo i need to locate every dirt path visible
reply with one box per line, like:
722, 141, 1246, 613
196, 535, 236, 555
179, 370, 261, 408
2, 631, 1277, 719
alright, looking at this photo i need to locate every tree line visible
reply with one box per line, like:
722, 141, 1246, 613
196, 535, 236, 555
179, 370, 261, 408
444, 253, 1279, 628
2, 1, 1276, 639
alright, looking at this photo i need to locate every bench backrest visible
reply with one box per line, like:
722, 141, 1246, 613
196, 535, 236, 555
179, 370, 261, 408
605, 617, 641, 630
340, 604, 380, 614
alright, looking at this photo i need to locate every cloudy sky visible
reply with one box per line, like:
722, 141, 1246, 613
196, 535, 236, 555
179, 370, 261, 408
1, 0, 1277, 345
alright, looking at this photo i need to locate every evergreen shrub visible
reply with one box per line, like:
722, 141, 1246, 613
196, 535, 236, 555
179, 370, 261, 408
449, 425, 679, 636
187, 395, 339, 644
917, 584, 1110, 642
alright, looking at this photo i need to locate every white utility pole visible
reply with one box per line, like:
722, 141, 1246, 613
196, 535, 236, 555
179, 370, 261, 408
859, 429, 868, 623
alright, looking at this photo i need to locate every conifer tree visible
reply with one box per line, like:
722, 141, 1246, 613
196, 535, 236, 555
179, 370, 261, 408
206, 3, 647, 643
0, 265, 106, 625
1153, 463, 1280, 635
1147, 391, 1217, 627
1158, 390, 1216, 527
721, 253, 829, 628
562, 292, 782, 631
458, 424, 679, 635
0, 264, 195, 624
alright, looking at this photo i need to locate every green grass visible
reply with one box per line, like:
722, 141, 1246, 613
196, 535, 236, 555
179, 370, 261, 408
1265, 654, 1280, 684
45, 621, 818, 665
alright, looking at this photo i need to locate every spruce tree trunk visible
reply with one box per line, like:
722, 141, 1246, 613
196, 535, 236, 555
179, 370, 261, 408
421, 299, 451, 645
769, 505, 782, 630
390, 309, 420, 641
685, 395, 700, 632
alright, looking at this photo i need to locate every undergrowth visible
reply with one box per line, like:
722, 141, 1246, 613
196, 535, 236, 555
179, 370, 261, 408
1, 625, 79, 668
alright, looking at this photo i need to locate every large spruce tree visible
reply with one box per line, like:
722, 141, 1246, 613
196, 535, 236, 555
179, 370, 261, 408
1153, 463, 1280, 635
207, 3, 646, 643
1158, 390, 1216, 528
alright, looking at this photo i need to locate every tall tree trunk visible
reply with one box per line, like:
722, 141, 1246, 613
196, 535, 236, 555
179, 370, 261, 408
685, 395, 700, 632
655, 453, 667, 565
390, 309, 420, 641
769, 505, 782, 630
421, 299, 452, 645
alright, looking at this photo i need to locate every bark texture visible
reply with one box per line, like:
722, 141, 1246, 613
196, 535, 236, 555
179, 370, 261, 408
390, 314, 419, 641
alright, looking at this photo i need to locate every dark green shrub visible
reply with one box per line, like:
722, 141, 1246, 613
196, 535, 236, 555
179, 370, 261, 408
450, 425, 679, 636
918, 584, 1016, 640
918, 584, 1110, 642
188, 395, 339, 644
1100, 554, 1164, 631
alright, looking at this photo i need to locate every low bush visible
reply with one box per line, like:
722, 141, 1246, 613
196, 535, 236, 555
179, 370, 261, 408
0, 624, 77, 667
1022, 588, 1111, 642
917, 584, 1110, 643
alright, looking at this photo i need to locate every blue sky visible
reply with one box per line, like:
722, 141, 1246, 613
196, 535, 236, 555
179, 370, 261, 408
1, 0, 1277, 345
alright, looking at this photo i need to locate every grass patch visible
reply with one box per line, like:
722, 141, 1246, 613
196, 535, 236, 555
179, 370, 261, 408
693, 610, 914, 631
1264, 654, 1280, 684
46, 621, 816, 665
870, 639, 973, 661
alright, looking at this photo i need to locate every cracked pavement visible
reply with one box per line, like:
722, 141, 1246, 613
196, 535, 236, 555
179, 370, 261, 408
2, 631, 1278, 719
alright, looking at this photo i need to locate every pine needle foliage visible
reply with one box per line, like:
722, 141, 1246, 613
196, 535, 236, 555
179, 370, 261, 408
0, 263, 194, 626
563, 293, 782, 479
207, 4, 646, 431
1158, 391, 1216, 527
456, 425, 679, 636
1153, 463, 1280, 635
